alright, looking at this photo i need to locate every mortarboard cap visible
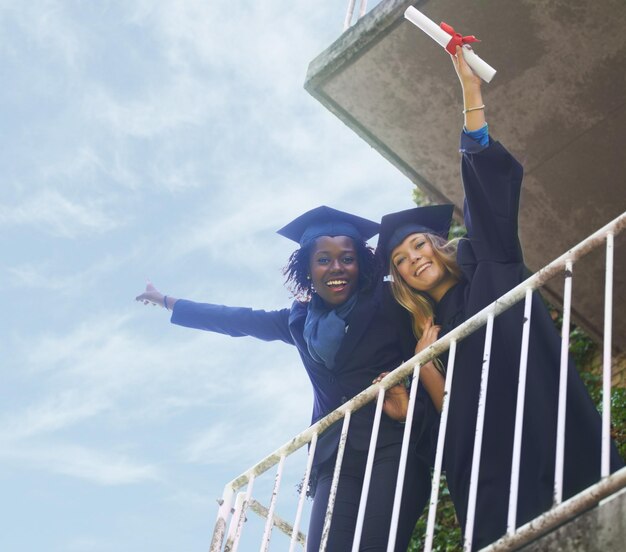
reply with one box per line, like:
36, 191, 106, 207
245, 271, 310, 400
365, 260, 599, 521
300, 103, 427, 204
277, 205, 379, 247
378, 204, 455, 262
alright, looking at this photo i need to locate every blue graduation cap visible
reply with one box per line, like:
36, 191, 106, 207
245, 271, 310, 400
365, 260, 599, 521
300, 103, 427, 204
378, 204, 455, 261
277, 206, 379, 247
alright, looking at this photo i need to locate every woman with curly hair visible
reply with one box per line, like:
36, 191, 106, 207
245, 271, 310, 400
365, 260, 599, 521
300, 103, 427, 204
136, 205, 438, 551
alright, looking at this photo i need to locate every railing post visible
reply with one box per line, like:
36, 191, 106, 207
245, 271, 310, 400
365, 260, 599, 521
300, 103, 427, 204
320, 411, 352, 551
602, 233, 614, 478
507, 289, 533, 533
424, 339, 457, 552
387, 364, 422, 552
224, 492, 245, 552
554, 261, 574, 505
359, 0, 368, 18
344, 0, 357, 30
352, 387, 385, 551
259, 455, 286, 552
226, 475, 255, 552
464, 312, 495, 551
290, 433, 317, 552
210, 484, 235, 552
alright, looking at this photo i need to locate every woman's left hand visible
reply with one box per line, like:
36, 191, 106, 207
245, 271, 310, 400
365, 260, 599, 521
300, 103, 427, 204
451, 45, 481, 92
373, 372, 409, 422
415, 318, 445, 412
416, 317, 441, 355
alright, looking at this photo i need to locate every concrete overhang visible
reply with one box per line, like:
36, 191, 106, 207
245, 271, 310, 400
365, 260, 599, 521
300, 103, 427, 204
305, 0, 626, 354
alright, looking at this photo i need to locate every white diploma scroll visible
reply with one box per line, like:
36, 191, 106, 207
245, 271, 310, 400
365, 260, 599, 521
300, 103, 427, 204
404, 6, 497, 83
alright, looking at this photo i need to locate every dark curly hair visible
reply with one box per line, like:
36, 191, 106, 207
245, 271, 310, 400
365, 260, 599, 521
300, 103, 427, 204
283, 238, 381, 301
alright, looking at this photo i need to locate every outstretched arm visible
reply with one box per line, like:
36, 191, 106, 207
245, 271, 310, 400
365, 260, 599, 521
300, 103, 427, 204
135, 281, 293, 343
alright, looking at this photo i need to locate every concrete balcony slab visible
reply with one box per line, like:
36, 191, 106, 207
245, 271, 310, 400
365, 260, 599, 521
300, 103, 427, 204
305, 0, 626, 352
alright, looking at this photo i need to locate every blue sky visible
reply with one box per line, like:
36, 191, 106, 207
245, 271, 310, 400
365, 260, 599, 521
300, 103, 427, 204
1, 2, 420, 550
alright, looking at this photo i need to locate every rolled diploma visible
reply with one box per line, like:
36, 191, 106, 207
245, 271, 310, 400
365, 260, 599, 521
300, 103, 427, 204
404, 6, 496, 83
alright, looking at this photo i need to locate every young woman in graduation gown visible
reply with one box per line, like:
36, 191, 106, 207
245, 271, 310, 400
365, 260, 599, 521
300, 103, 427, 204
136, 206, 440, 551
375, 46, 624, 550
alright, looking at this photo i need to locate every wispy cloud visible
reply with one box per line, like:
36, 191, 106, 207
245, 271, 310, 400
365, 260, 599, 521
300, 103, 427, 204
6, 254, 127, 294
64, 537, 110, 552
183, 421, 248, 465
0, 443, 160, 485
0, 2, 85, 68
84, 74, 225, 139
181, 355, 312, 467
0, 390, 111, 441
5, 307, 306, 440
0, 189, 122, 238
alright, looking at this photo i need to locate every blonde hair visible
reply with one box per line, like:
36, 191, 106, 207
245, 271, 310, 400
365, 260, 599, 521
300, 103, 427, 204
389, 233, 462, 339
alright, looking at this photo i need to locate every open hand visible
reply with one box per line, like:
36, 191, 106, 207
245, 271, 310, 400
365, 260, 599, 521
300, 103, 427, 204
135, 281, 165, 307
373, 372, 409, 422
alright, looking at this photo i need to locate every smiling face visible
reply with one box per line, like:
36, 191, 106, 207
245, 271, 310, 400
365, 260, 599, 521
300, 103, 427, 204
390, 233, 456, 303
309, 235, 359, 308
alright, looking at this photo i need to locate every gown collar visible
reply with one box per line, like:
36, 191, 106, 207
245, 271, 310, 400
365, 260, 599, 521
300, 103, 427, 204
434, 280, 466, 331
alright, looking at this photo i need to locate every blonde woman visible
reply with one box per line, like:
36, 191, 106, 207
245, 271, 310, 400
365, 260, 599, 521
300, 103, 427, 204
376, 46, 624, 550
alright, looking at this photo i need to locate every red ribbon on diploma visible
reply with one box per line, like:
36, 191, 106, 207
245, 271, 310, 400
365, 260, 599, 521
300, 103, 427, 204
440, 21, 480, 55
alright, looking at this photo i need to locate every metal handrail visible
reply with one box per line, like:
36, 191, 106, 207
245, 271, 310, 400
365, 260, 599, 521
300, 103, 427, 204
210, 210, 626, 552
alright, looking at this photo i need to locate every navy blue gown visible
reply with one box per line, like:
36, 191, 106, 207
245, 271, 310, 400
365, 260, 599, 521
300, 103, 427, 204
438, 133, 624, 550
171, 284, 436, 550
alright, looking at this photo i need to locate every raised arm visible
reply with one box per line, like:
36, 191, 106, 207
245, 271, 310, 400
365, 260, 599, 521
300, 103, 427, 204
452, 46, 525, 264
451, 45, 485, 132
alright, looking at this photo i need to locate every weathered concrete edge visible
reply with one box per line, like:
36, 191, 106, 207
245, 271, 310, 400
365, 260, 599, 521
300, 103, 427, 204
306, 0, 419, 89
304, 0, 457, 209
480, 466, 626, 552
518, 487, 626, 552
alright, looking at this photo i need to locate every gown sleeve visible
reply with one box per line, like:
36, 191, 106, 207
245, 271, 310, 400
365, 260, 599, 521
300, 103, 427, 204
459, 132, 525, 263
170, 299, 295, 345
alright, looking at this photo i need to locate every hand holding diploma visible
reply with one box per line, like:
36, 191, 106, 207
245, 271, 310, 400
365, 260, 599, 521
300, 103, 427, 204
404, 6, 496, 83
452, 46, 486, 132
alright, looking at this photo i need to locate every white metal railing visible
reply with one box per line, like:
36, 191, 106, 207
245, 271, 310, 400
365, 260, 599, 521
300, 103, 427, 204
209, 210, 626, 552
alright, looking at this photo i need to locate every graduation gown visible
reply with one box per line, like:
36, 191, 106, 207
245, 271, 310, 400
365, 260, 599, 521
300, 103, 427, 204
170, 284, 436, 471
438, 133, 624, 550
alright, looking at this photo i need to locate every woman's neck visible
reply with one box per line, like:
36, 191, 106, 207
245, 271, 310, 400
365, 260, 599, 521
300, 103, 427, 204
429, 274, 460, 304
